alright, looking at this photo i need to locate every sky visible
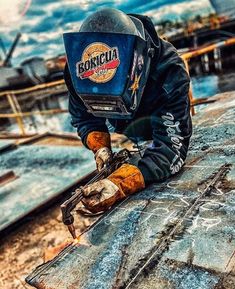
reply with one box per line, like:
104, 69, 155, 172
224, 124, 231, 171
0, 0, 215, 66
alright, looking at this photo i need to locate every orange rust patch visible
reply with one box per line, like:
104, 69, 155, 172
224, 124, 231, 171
44, 240, 71, 262
0, 171, 18, 187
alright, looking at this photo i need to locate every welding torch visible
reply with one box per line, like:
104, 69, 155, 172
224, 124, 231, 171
61, 149, 131, 239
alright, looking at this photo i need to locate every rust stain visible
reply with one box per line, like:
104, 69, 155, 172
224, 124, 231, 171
0, 171, 18, 187
44, 240, 72, 262
225, 250, 235, 272
187, 245, 195, 266
44, 233, 92, 263
186, 154, 206, 167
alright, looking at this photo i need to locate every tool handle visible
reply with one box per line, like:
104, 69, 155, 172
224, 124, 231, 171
61, 189, 83, 225
61, 149, 131, 226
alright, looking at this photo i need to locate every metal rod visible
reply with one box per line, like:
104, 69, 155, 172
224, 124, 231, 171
0, 79, 65, 97
3, 32, 21, 67
6, 93, 26, 136
0, 108, 68, 118
182, 37, 235, 60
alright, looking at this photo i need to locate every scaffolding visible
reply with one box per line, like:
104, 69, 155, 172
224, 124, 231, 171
0, 79, 67, 136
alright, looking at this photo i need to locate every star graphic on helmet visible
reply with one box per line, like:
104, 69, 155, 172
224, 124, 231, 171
129, 72, 142, 96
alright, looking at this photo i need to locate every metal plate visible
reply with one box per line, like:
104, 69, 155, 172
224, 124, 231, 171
0, 140, 15, 152
0, 145, 95, 233
26, 92, 235, 289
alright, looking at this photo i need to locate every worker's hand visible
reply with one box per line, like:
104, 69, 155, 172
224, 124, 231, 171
95, 147, 112, 171
86, 131, 112, 171
82, 164, 145, 213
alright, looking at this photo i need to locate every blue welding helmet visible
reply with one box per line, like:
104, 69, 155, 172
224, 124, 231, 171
63, 8, 155, 119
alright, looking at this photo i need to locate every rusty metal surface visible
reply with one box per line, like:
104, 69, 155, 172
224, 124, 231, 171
0, 145, 95, 233
0, 171, 17, 186
26, 92, 235, 289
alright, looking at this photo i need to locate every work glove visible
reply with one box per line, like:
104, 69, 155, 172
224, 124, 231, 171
82, 163, 145, 213
86, 131, 112, 171
95, 147, 113, 171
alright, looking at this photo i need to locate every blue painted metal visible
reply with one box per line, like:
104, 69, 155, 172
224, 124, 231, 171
26, 92, 235, 288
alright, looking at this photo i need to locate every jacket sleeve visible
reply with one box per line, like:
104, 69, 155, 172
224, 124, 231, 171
137, 80, 192, 184
64, 64, 109, 146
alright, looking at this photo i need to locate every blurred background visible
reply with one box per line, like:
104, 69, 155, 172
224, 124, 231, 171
0, 0, 235, 135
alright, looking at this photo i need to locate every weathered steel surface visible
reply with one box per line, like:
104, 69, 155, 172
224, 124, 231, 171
0, 145, 95, 233
26, 92, 235, 289
0, 140, 15, 152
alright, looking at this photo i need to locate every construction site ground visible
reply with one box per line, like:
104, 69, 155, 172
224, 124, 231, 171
0, 204, 98, 289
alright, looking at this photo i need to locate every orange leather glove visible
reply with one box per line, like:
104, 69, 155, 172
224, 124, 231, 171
82, 163, 145, 213
86, 131, 112, 171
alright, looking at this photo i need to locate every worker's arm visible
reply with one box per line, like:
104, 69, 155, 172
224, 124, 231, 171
65, 71, 108, 146
64, 64, 112, 169
136, 80, 192, 184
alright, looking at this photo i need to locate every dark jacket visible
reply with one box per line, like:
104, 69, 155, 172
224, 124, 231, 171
64, 15, 192, 184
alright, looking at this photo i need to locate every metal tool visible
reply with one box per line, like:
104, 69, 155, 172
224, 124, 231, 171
61, 149, 131, 239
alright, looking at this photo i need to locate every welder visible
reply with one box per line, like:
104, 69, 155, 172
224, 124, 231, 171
63, 8, 192, 213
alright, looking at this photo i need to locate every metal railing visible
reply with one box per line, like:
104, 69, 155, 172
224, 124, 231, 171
0, 37, 235, 135
182, 37, 235, 60
0, 79, 67, 136
181, 36, 235, 115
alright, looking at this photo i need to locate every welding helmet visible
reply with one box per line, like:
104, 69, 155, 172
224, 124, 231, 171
63, 8, 155, 119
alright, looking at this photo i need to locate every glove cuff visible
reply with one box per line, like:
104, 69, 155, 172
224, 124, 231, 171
86, 131, 111, 153
107, 163, 145, 196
